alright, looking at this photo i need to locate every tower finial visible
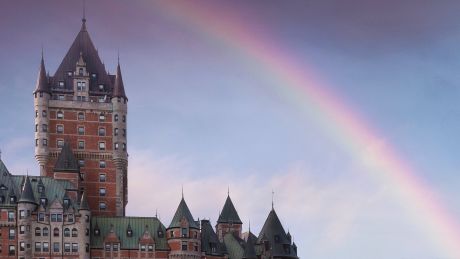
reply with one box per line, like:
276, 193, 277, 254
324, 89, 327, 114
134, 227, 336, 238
0, 148, 2, 160
249, 219, 251, 232
155, 209, 158, 218
272, 190, 274, 210
117, 49, 120, 65
181, 185, 184, 199
82, 0, 86, 22
227, 185, 230, 196
41, 45, 44, 60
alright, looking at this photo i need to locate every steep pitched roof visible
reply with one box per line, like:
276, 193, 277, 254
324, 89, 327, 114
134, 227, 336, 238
223, 233, 245, 259
51, 19, 112, 92
19, 175, 36, 204
54, 141, 79, 172
243, 232, 257, 259
218, 195, 242, 224
112, 63, 127, 99
169, 197, 199, 229
201, 220, 226, 256
79, 191, 89, 210
257, 209, 297, 258
34, 55, 50, 94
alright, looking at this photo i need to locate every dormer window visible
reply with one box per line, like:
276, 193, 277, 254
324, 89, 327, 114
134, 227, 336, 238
92, 73, 97, 79
0, 184, 7, 190
40, 198, 47, 206
10, 196, 16, 203
157, 230, 164, 238
0, 196, 4, 203
67, 71, 73, 76
63, 199, 70, 207
94, 228, 100, 236
38, 185, 44, 193
127, 229, 133, 237
59, 81, 65, 87
79, 68, 84, 76
98, 84, 104, 91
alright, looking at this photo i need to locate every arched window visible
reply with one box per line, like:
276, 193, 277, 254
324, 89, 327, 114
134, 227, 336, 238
72, 228, 78, 237
35, 227, 41, 236
64, 228, 70, 237
43, 227, 49, 236
53, 227, 59, 237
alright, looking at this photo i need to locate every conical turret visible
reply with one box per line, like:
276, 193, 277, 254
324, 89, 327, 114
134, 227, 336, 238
34, 54, 50, 94
112, 62, 127, 99
19, 175, 36, 204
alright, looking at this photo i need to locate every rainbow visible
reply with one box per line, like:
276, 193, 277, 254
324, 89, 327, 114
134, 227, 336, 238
152, 2, 460, 257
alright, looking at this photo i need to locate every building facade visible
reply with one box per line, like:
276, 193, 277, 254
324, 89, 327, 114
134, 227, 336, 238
0, 18, 299, 259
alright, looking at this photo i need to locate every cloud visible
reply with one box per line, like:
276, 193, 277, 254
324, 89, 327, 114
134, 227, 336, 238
126, 147, 395, 258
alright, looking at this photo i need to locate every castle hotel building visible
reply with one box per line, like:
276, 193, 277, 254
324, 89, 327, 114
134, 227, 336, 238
0, 17, 299, 259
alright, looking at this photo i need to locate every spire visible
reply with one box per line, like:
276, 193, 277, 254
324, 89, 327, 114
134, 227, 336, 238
19, 175, 36, 204
217, 194, 242, 224
34, 53, 50, 94
81, 0, 87, 31
112, 60, 127, 99
54, 141, 79, 172
257, 209, 296, 257
79, 191, 89, 210
243, 231, 257, 259
272, 190, 274, 210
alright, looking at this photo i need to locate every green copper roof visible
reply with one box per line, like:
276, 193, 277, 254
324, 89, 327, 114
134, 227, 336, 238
90, 216, 168, 250
218, 195, 242, 224
54, 141, 79, 172
19, 175, 36, 204
201, 220, 226, 256
223, 233, 245, 259
168, 198, 199, 229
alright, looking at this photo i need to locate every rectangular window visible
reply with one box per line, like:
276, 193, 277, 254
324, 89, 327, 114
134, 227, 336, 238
99, 188, 106, 197
19, 242, 24, 251
57, 111, 64, 119
42, 110, 47, 117
53, 242, 60, 252
19, 225, 25, 234
78, 159, 85, 167
35, 139, 39, 147
99, 142, 106, 150
181, 242, 187, 251
78, 112, 85, 120
35, 242, 41, 252
35, 124, 38, 132
58, 94, 65, 100
42, 124, 48, 132
123, 143, 126, 151
99, 161, 106, 168
8, 211, 14, 222
8, 245, 15, 256
148, 245, 154, 252
35, 110, 38, 117
51, 213, 57, 222
78, 141, 85, 149
99, 114, 105, 122
72, 243, 78, 252
113, 244, 119, 251
59, 81, 64, 87
64, 243, 70, 253
9, 228, 15, 240
98, 127, 106, 136
38, 213, 45, 221
140, 245, 146, 251
19, 210, 25, 219
123, 129, 126, 137
43, 242, 49, 252
57, 140, 64, 148
57, 214, 62, 222
114, 128, 119, 136
114, 143, 119, 150
68, 214, 74, 223
43, 139, 48, 147
182, 228, 187, 237
122, 115, 126, 122
99, 202, 106, 210
99, 174, 106, 182
78, 126, 84, 135
105, 244, 111, 252
98, 84, 104, 90
57, 125, 64, 133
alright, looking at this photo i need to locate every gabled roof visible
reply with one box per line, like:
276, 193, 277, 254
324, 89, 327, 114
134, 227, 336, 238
19, 175, 36, 204
51, 19, 112, 92
257, 209, 298, 258
218, 195, 242, 224
169, 197, 199, 229
201, 220, 226, 256
54, 141, 79, 172
112, 63, 127, 99
34, 55, 50, 94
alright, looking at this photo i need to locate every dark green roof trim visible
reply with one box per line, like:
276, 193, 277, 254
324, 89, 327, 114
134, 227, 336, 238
218, 195, 242, 224
168, 198, 199, 229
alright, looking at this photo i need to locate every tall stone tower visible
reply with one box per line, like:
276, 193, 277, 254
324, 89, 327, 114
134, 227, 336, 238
33, 18, 128, 216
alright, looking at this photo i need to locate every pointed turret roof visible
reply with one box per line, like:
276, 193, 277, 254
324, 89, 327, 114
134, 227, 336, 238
54, 141, 79, 172
243, 232, 257, 259
112, 62, 127, 99
79, 191, 89, 210
258, 209, 297, 258
201, 219, 225, 255
169, 197, 199, 229
19, 175, 36, 204
34, 55, 50, 94
52, 19, 112, 91
218, 195, 242, 224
